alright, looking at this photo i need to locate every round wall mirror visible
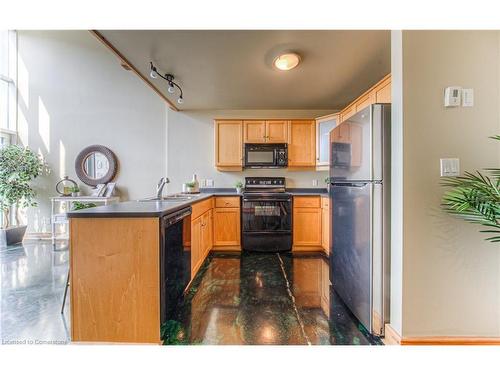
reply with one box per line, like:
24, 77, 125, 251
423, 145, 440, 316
75, 145, 118, 186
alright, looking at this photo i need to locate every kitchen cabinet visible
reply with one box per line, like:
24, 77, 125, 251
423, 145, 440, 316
315, 114, 338, 169
288, 120, 316, 167
243, 120, 266, 143
321, 196, 330, 254
243, 120, 288, 143
266, 120, 288, 142
213, 196, 241, 250
292, 196, 322, 250
215, 120, 243, 171
191, 198, 214, 278
339, 104, 356, 123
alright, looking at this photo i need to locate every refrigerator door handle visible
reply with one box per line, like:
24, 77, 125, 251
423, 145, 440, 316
331, 182, 369, 188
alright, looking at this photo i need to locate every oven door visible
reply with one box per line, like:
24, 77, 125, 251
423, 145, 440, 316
242, 196, 292, 232
244, 145, 277, 168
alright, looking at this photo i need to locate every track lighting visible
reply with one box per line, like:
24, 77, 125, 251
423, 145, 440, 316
149, 62, 184, 105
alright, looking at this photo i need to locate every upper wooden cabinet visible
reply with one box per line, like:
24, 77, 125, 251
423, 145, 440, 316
266, 120, 288, 143
288, 120, 316, 167
374, 75, 391, 103
315, 114, 338, 168
215, 120, 243, 171
243, 120, 288, 143
243, 120, 266, 143
338, 74, 391, 123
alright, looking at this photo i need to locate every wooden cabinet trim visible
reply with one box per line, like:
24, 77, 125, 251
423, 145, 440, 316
294, 196, 321, 208
215, 196, 241, 208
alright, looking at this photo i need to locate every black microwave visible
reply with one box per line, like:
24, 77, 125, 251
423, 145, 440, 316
244, 143, 288, 168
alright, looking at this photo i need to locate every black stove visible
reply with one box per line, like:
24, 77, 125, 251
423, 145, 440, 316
242, 177, 292, 252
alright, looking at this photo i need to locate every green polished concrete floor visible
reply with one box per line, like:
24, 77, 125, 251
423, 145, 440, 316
163, 251, 381, 345
1, 241, 380, 345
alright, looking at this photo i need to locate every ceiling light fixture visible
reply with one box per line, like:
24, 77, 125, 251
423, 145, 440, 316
149, 62, 184, 105
274, 53, 301, 71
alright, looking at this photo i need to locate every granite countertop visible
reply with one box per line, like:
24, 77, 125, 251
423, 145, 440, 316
66, 188, 328, 218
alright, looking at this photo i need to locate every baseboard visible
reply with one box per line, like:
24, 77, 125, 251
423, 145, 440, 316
401, 337, 500, 345
23, 232, 53, 240
211, 245, 241, 251
382, 324, 500, 345
383, 324, 401, 345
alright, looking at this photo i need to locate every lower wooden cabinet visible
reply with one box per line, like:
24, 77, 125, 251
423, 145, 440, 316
213, 196, 241, 250
293, 196, 322, 250
191, 198, 214, 278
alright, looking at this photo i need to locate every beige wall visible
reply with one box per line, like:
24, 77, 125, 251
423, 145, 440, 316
401, 31, 500, 336
17, 31, 168, 233
166, 109, 335, 193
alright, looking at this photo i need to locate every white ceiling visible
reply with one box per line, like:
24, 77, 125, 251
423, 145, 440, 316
98, 30, 391, 111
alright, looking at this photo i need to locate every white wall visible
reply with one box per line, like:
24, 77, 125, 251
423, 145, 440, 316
389, 30, 404, 336
17, 31, 168, 233
166, 109, 335, 194
400, 31, 500, 337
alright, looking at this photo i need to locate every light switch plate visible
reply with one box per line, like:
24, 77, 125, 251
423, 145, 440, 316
312, 179, 318, 187
440, 158, 460, 177
206, 179, 214, 187
462, 88, 474, 107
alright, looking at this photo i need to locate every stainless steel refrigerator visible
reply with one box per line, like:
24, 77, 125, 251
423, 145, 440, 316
328, 104, 391, 337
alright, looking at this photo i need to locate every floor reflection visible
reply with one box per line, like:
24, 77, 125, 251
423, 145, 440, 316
0, 240, 70, 344
163, 252, 381, 345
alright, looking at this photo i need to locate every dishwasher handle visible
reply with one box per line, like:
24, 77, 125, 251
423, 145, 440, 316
162, 206, 192, 227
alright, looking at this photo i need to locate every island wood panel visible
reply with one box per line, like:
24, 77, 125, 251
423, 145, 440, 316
70, 217, 160, 344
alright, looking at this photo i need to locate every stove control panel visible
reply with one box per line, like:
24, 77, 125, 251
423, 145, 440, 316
245, 177, 286, 188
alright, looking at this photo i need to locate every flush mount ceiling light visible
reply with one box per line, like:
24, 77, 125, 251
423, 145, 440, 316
149, 62, 184, 104
273, 53, 301, 71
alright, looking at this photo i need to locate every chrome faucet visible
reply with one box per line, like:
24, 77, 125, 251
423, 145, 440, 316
156, 177, 170, 199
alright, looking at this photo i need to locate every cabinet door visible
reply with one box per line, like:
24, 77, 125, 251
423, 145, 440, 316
215, 120, 243, 169
213, 207, 241, 246
191, 216, 202, 278
266, 120, 288, 143
293, 207, 322, 246
315, 115, 338, 167
201, 210, 212, 257
243, 120, 266, 143
288, 120, 316, 167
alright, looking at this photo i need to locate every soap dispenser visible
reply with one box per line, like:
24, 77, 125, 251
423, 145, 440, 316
191, 174, 200, 193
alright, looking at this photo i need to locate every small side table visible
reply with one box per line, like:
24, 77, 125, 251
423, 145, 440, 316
51, 196, 120, 245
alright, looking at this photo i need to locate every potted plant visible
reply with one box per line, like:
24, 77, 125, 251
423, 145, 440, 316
0, 145, 44, 246
441, 135, 499, 243
185, 181, 196, 193
235, 181, 244, 194
324, 176, 330, 192
69, 186, 80, 197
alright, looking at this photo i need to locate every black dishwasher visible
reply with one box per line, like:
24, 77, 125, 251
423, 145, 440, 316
159, 206, 192, 325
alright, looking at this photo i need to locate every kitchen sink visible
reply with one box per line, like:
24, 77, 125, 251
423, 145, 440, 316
139, 194, 193, 202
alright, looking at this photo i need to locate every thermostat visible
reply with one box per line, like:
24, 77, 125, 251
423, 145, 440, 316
444, 86, 461, 107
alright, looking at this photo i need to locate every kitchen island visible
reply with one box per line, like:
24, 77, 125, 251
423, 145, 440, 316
67, 189, 327, 344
